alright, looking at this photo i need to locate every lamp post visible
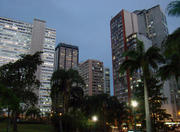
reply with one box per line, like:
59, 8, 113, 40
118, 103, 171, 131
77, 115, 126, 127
131, 100, 138, 132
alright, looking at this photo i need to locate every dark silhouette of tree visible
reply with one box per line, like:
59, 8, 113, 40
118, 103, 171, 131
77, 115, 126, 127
83, 94, 127, 132
50, 69, 85, 132
0, 52, 43, 132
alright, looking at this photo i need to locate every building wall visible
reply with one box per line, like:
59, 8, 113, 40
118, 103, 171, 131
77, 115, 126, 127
39, 27, 55, 114
54, 43, 79, 70
134, 5, 168, 47
0, 17, 31, 65
104, 68, 110, 95
162, 80, 174, 119
124, 10, 139, 37
78, 60, 104, 96
111, 10, 138, 102
78, 61, 90, 95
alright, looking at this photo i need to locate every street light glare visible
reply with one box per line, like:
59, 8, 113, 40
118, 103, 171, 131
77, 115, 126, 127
131, 100, 138, 107
92, 115, 98, 122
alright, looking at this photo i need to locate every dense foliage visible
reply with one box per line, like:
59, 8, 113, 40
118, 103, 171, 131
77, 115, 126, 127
0, 52, 43, 132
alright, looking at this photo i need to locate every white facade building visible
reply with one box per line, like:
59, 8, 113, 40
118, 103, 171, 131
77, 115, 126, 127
0, 17, 56, 114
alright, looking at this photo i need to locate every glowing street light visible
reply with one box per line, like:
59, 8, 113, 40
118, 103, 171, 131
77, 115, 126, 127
131, 100, 138, 108
59, 113, 62, 116
92, 115, 98, 122
131, 100, 138, 132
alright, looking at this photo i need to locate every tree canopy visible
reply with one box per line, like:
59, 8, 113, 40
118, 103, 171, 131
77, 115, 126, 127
0, 51, 43, 132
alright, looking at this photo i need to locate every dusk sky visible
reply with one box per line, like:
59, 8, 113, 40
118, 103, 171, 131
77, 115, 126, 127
1, 0, 180, 95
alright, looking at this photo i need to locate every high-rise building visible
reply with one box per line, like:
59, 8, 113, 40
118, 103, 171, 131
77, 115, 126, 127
54, 43, 79, 70
110, 5, 168, 103
134, 5, 168, 47
78, 60, 104, 96
0, 17, 56, 114
104, 68, 110, 95
110, 5, 180, 120
110, 10, 139, 102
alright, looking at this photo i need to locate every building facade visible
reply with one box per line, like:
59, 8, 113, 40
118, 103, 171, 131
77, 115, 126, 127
110, 10, 139, 102
104, 68, 110, 95
0, 17, 56, 114
134, 5, 168, 47
54, 43, 79, 70
78, 60, 104, 96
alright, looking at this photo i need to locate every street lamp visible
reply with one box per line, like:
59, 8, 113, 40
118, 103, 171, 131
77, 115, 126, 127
131, 100, 138, 132
91, 115, 98, 132
92, 115, 98, 122
131, 100, 138, 108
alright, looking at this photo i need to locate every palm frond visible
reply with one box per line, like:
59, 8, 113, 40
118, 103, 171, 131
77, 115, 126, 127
119, 59, 140, 75
158, 64, 176, 81
149, 60, 158, 70
122, 50, 139, 60
136, 39, 145, 56
145, 46, 165, 65
167, 0, 180, 16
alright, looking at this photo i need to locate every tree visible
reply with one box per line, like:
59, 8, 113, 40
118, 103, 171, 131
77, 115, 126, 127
119, 39, 164, 132
50, 68, 85, 132
0, 83, 19, 109
133, 77, 171, 132
167, 0, 180, 16
0, 83, 19, 132
0, 52, 43, 132
51, 68, 84, 113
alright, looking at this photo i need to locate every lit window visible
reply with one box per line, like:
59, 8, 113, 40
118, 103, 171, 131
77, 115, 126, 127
113, 56, 116, 60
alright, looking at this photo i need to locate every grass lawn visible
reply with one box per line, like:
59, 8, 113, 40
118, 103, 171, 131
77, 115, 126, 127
0, 121, 54, 132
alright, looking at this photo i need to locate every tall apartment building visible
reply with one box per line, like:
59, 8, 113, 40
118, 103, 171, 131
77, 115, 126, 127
134, 5, 168, 47
110, 5, 168, 103
0, 17, 56, 114
54, 43, 79, 70
78, 60, 104, 96
110, 10, 139, 102
104, 68, 110, 95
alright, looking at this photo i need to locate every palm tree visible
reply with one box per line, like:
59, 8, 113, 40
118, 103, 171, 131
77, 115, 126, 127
119, 39, 164, 132
50, 69, 84, 132
167, 0, 180, 16
51, 69, 84, 114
